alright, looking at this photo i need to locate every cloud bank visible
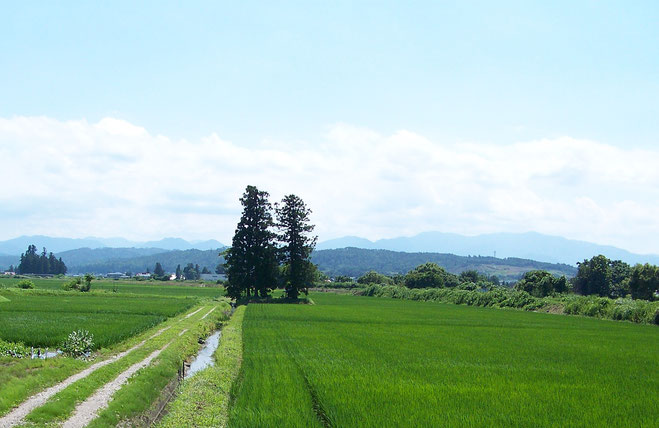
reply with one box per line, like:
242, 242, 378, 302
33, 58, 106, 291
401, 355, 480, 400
1, 116, 658, 254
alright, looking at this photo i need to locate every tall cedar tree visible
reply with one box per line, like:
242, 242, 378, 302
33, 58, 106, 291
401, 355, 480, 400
276, 194, 317, 299
225, 185, 279, 299
154, 262, 165, 277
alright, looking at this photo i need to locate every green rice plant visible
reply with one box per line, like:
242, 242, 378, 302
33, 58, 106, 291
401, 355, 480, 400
1, 276, 225, 298
228, 293, 659, 427
0, 289, 197, 348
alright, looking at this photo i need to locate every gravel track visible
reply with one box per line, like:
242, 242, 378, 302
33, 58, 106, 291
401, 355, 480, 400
62, 340, 174, 428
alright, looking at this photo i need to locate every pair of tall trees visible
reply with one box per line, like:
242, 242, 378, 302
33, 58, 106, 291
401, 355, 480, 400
224, 185, 316, 300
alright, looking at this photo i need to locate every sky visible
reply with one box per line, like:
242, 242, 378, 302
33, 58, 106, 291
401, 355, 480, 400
1, 1, 658, 254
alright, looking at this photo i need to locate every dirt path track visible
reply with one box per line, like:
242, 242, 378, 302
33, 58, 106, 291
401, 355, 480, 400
62, 340, 173, 428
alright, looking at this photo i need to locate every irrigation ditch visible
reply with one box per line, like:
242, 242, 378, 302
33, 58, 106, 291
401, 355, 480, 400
132, 304, 235, 427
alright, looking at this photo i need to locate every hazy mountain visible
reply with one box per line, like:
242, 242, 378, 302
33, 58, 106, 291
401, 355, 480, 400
0, 255, 19, 270
67, 248, 227, 275
190, 239, 225, 250
316, 236, 377, 250
56, 247, 170, 267
317, 232, 659, 266
0, 236, 224, 255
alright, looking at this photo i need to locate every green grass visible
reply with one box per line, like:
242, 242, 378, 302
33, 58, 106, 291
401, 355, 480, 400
0, 289, 196, 348
0, 356, 88, 417
228, 293, 659, 427
0, 277, 225, 298
157, 305, 246, 428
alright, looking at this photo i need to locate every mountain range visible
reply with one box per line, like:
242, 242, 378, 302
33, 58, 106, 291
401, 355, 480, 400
0, 235, 224, 255
1, 232, 658, 274
316, 232, 659, 266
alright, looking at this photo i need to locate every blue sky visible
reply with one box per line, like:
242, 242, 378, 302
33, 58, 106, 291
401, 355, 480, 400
1, 1, 659, 253
2, 1, 657, 144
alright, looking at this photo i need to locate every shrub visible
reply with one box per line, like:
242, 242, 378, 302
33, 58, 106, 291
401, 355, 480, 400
357, 271, 393, 285
16, 279, 35, 289
0, 339, 30, 358
62, 274, 93, 292
61, 330, 94, 358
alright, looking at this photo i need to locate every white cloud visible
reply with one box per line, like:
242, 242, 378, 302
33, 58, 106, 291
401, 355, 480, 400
1, 116, 659, 254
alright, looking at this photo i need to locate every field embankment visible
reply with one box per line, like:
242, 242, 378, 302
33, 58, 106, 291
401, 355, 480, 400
227, 293, 658, 427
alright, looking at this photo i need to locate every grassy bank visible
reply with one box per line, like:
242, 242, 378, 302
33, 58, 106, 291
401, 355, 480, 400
157, 305, 245, 428
356, 284, 659, 324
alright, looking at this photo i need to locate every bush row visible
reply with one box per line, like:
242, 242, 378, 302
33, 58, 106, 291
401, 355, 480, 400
355, 284, 659, 325
0, 339, 30, 358
562, 295, 658, 324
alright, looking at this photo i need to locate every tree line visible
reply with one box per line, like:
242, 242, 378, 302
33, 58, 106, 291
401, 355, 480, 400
351, 254, 657, 301
17, 245, 67, 275
224, 185, 317, 300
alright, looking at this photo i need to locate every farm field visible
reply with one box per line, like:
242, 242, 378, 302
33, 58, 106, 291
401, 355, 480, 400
0, 276, 225, 298
228, 293, 659, 427
0, 289, 197, 348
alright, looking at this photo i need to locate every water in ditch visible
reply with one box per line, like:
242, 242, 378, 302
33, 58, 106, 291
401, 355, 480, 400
185, 330, 221, 379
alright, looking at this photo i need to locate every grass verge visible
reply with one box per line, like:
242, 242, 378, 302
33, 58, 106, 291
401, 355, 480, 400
157, 305, 245, 428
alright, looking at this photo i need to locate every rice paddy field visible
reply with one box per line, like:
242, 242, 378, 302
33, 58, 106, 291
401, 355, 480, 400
0, 276, 225, 298
0, 289, 197, 348
228, 293, 659, 427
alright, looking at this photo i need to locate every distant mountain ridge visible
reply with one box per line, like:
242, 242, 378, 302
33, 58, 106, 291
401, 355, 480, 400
0, 235, 224, 255
64, 248, 227, 275
312, 248, 576, 280
317, 232, 659, 266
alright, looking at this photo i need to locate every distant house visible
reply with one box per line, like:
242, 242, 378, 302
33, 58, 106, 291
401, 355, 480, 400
107, 272, 128, 279
169, 273, 177, 281
2, 271, 16, 276
135, 272, 151, 278
200, 273, 226, 282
